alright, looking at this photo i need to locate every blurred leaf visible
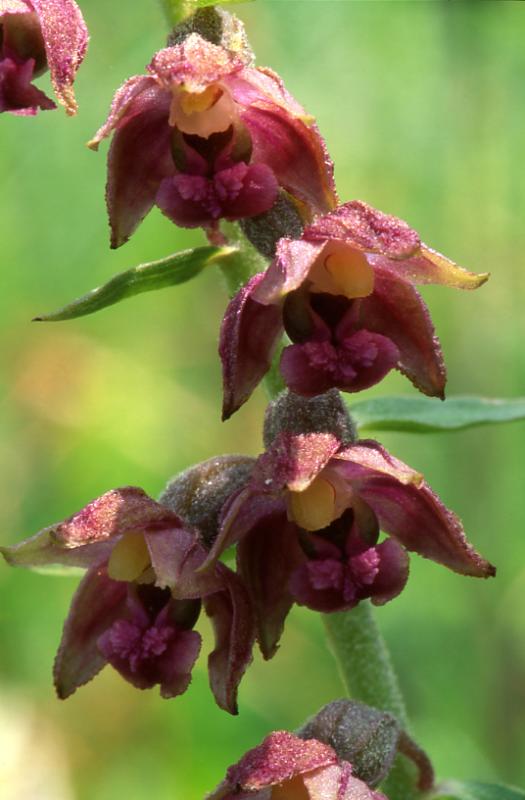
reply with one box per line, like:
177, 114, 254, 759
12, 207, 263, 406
34, 246, 238, 321
350, 395, 525, 434
432, 780, 525, 800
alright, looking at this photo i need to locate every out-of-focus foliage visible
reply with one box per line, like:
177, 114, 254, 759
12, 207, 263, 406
350, 396, 525, 435
0, 2, 524, 798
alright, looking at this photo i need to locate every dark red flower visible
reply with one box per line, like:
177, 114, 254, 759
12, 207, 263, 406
220, 201, 489, 418
89, 33, 336, 247
201, 430, 494, 658
1, 487, 255, 713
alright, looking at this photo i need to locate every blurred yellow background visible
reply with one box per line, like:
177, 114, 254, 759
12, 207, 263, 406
1, 1, 524, 797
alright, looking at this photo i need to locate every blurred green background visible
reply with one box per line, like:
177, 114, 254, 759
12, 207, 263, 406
1, 1, 525, 797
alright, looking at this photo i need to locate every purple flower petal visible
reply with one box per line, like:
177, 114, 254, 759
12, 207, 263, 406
220, 273, 284, 420
304, 200, 421, 259
156, 162, 278, 228
225, 731, 338, 791
204, 565, 255, 714
241, 104, 336, 216
54, 565, 128, 698
335, 441, 495, 578
97, 588, 201, 697
370, 538, 410, 606
237, 512, 303, 658
104, 91, 174, 247
31, 0, 88, 115
280, 330, 399, 397
53, 487, 180, 547
252, 431, 341, 493
359, 267, 446, 398
145, 527, 224, 597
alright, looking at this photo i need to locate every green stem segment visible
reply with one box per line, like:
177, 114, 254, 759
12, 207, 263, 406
159, 0, 188, 26
323, 603, 407, 724
323, 604, 419, 799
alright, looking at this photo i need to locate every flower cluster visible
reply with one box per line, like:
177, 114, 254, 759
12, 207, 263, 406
2, 5, 496, 796
88, 31, 336, 247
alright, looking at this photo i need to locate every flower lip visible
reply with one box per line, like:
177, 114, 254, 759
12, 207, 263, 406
307, 241, 375, 300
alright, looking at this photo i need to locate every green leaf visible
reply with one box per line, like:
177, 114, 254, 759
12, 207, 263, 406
432, 780, 525, 800
33, 246, 238, 322
349, 395, 525, 434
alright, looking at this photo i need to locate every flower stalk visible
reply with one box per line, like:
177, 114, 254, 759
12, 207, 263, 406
323, 604, 419, 799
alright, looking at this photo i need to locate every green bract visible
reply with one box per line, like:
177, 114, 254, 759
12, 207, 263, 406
33, 246, 238, 321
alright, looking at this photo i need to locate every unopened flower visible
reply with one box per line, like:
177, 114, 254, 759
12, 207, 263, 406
0, 0, 88, 115
220, 201, 489, 418
1, 487, 254, 713
89, 33, 336, 247
201, 424, 494, 658
207, 730, 386, 800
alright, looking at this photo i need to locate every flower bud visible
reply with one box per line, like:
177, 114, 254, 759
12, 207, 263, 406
240, 191, 305, 259
159, 455, 255, 547
298, 699, 434, 791
263, 389, 357, 450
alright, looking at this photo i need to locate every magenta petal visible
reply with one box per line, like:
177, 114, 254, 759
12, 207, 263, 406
1, 487, 174, 570
220, 273, 284, 420
97, 594, 202, 698
304, 201, 421, 259
280, 331, 399, 397
237, 513, 303, 659
156, 173, 218, 228
54, 565, 128, 698
157, 627, 201, 698
304, 763, 386, 800
254, 238, 325, 304
31, 0, 88, 115
215, 162, 278, 219
336, 441, 495, 578
54, 487, 180, 547
359, 268, 446, 398
241, 104, 336, 215
370, 538, 410, 605
202, 487, 285, 571
145, 527, 224, 597
253, 431, 341, 493
204, 565, 255, 714
225, 731, 338, 791
105, 93, 173, 247
0, 56, 55, 114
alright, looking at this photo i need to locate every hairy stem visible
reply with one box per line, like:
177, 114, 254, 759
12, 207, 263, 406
323, 604, 419, 799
